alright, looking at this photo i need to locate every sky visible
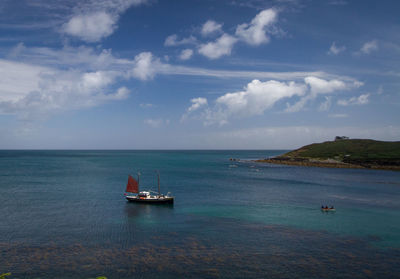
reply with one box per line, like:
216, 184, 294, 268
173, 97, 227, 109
0, 0, 399, 149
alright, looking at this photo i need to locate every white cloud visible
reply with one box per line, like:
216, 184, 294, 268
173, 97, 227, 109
184, 76, 363, 124
0, 45, 137, 119
164, 34, 197, 46
11, 45, 120, 70
157, 65, 338, 81
81, 71, 115, 90
0, 59, 50, 103
63, 11, 116, 42
198, 34, 238, 59
305, 76, 349, 95
284, 96, 311, 113
144, 118, 169, 128
107, 86, 130, 100
328, 42, 345, 55
179, 49, 193, 60
337, 93, 370, 106
285, 76, 360, 112
235, 8, 277, 45
181, 97, 208, 122
187, 97, 208, 113
0, 62, 130, 119
168, 9, 279, 60
62, 0, 148, 42
360, 40, 378, 54
131, 52, 161, 80
206, 79, 306, 125
201, 20, 223, 36
1, 44, 361, 122
319, 96, 332, 111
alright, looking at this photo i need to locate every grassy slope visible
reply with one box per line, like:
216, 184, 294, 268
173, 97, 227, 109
283, 139, 400, 165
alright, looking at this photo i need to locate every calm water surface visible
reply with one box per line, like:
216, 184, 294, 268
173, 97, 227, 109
0, 150, 399, 278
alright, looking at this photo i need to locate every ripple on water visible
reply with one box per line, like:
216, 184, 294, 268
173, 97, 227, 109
1, 223, 399, 279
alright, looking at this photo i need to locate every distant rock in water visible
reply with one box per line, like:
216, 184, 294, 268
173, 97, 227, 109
256, 139, 400, 171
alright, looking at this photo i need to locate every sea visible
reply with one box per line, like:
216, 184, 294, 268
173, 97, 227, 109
0, 150, 399, 278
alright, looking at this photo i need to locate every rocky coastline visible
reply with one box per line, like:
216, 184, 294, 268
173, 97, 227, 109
256, 157, 400, 171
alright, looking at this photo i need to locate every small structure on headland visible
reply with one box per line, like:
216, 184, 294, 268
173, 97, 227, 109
335, 136, 349, 141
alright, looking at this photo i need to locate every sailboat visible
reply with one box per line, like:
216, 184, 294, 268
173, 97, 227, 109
124, 172, 174, 204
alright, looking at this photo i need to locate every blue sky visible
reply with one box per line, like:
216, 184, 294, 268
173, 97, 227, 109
0, 0, 399, 149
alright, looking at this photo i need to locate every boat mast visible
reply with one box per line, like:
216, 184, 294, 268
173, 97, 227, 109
137, 172, 140, 193
157, 171, 160, 196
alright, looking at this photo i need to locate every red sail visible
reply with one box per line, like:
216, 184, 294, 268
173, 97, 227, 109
126, 175, 139, 193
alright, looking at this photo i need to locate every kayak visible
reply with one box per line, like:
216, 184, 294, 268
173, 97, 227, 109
321, 208, 336, 212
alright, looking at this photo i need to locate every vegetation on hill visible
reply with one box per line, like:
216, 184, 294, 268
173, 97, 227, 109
257, 139, 400, 170
285, 139, 400, 165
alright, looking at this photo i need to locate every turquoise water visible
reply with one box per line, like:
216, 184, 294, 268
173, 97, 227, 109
0, 150, 399, 278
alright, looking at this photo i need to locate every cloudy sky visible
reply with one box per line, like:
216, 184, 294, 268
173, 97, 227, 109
0, 0, 399, 149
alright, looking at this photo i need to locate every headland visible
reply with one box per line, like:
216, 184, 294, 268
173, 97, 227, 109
256, 138, 400, 171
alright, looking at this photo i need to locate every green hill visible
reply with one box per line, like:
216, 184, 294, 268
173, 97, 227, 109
258, 139, 400, 170
285, 139, 400, 164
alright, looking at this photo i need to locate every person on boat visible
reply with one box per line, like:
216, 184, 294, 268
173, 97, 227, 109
324, 206, 329, 209
330, 206, 335, 209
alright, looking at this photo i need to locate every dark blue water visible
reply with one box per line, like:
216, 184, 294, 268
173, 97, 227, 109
0, 150, 399, 278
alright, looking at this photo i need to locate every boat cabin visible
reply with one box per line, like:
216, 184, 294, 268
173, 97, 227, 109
138, 191, 150, 198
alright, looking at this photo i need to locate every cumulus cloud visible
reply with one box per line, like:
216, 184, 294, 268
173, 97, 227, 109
285, 76, 359, 112
2, 44, 360, 122
187, 97, 208, 112
337, 94, 370, 106
181, 97, 208, 122
63, 11, 116, 42
360, 40, 378, 54
198, 34, 238, 59
168, 8, 279, 60
0, 59, 49, 103
328, 42, 345, 55
206, 79, 306, 125
235, 8, 277, 45
201, 20, 223, 36
131, 52, 161, 80
164, 34, 197, 46
184, 76, 362, 125
0, 44, 139, 119
0, 60, 130, 119
305, 76, 348, 95
179, 49, 193, 60
62, 0, 148, 42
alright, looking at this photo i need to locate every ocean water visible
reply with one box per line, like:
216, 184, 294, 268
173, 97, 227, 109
0, 150, 399, 278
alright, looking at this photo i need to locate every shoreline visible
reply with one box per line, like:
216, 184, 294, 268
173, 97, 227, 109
255, 157, 400, 171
